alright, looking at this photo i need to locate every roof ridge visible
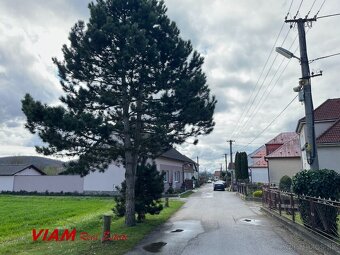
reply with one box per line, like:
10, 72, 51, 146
316, 117, 340, 143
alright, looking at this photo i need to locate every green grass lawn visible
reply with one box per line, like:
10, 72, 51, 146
179, 190, 194, 198
0, 195, 184, 255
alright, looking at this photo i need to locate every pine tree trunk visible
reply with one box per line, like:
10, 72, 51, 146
125, 150, 136, 226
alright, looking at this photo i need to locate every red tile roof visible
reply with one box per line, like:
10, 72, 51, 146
251, 157, 268, 168
250, 145, 266, 158
297, 98, 340, 132
265, 132, 297, 145
266, 135, 301, 158
249, 146, 268, 168
316, 119, 340, 144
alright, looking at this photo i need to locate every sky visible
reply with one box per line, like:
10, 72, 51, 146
1, 0, 340, 172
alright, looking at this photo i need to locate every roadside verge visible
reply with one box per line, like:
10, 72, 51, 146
261, 206, 340, 255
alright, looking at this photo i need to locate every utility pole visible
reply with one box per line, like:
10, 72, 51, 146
226, 140, 235, 188
224, 153, 228, 173
226, 140, 235, 167
285, 18, 319, 170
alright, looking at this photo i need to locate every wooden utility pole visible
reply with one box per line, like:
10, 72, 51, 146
285, 18, 319, 170
226, 140, 235, 188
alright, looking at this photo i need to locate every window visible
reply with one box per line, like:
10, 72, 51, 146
175, 171, 180, 182
163, 170, 169, 182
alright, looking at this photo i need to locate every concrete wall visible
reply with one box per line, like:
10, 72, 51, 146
268, 158, 302, 185
318, 146, 340, 172
13, 176, 84, 193
0, 176, 14, 191
250, 168, 269, 183
15, 167, 42, 176
83, 163, 125, 192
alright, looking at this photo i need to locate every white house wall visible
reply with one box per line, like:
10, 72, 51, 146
83, 163, 125, 192
15, 167, 42, 176
268, 158, 301, 185
299, 122, 334, 169
13, 176, 84, 193
318, 146, 340, 172
250, 168, 269, 183
0, 176, 14, 191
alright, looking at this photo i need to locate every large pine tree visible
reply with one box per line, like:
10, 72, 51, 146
21, 0, 216, 226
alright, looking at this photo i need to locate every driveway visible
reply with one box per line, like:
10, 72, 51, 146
126, 184, 322, 255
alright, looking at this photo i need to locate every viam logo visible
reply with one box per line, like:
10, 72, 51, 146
32, 229, 76, 241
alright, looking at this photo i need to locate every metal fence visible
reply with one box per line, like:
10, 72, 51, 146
262, 187, 340, 240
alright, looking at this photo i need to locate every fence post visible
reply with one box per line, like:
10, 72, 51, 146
290, 194, 295, 222
165, 197, 169, 207
310, 199, 315, 229
102, 215, 112, 242
269, 189, 272, 209
278, 192, 282, 216
262, 187, 265, 206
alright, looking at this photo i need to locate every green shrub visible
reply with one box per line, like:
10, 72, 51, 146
279, 175, 292, 192
292, 169, 340, 237
113, 163, 164, 222
253, 190, 263, 198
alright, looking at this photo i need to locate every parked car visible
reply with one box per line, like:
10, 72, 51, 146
207, 179, 212, 183
213, 181, 225, 191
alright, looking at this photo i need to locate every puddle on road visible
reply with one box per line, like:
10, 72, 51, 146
240, 218, 262, 225
171, 229, 184, 233
143, 242, 167, 253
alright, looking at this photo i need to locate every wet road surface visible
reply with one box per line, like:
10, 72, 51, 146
126, 184, 323, 255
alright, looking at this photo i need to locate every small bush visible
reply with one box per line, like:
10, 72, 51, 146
166, 186, 174, 194
279, 175, 292, 192
253, 190, 263, 198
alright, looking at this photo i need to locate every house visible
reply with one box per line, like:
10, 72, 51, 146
248, 146, 269, 183
0, 164, 45, 191
83, 148, 197, 194
214, 170, 221, 181
296, 98, 340, 172
264, 132, 301, 185
155, 148, 197, 191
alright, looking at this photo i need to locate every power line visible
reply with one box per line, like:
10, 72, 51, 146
314, 0, 326, 18
233, 2, 317, 142
309, 52, 340, 63
230, 1, 295, 139
238, 95, 298, 151
317, 13, 340, 19
294, 0, 304, 19
305, 0, 317, 18
233, 35, 298, 140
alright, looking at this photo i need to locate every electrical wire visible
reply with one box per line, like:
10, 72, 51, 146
294, 0, 304, 19
232, 1, 316, 144
309, 52, 340, 63
238, 95, 298, 151
317, 13, 340, 19
230, 1, 295, 140
305, 0, 317, 18
314, 0, 326, 18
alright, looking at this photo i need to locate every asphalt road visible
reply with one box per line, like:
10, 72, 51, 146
127, 184, 323, 255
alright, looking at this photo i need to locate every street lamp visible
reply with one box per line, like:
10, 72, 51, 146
275, 30, 319, 170
275, 47, 300, 60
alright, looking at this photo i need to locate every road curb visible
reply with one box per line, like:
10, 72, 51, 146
261, 206, 340, 255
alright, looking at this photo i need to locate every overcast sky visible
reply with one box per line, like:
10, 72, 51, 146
0, 0, 340, 172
